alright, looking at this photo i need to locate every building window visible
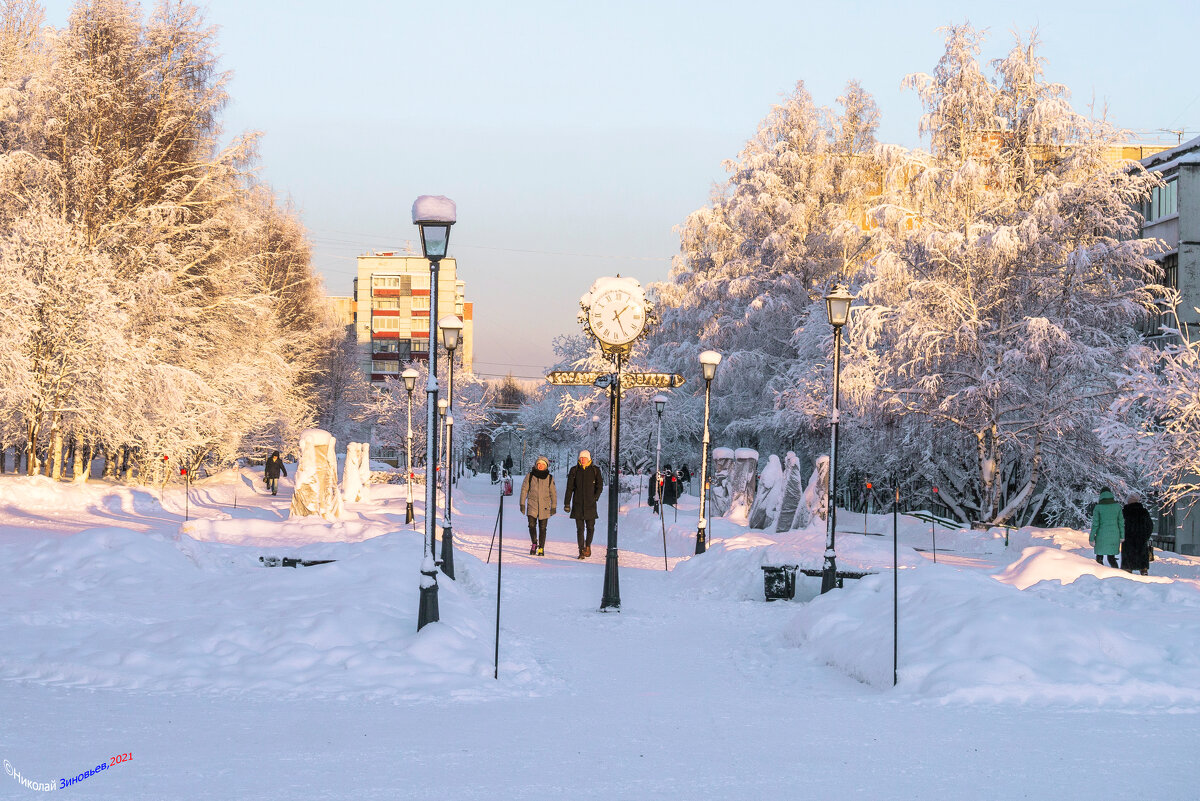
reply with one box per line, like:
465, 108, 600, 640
1146, 179, 1178, 222
373, 298, 398, 310
373, 316, 400, 332
372, 360, 400, 373
412, 296, 430, 311
373, 275, 400, 289
374, 340, 397, 353
411, 338, 429, 353
1162, 253, 1178, 291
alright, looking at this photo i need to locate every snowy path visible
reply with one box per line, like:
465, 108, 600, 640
1, 471, 1197, 799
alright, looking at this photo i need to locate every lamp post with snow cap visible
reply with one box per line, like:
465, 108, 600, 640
413, 194, 455, 631
653, 394, 667, 515
439, 314, 464, 579
402, 367, 419, 524
695, 351, 721, 554
820, 283, 854, 594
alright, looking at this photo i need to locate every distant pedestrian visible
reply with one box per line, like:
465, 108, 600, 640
1121, 493, 1153, 576
648, 468, 660, 512
490, 462, 499, 484
264, 451, 287, 496
661, 464, 680, 508
563, 449, 603, 559
1089, 487, 1124, 568
520, 457, 557, 556
679, 463, 691, 490
504, 454, 514, 472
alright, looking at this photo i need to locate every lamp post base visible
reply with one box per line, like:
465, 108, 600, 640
405, 501, 415, 524
417, 570, 440, 630
440, 524, 455, 579
695, 530, 707, 555
820, 553, 839, 594
600, 548, 620, 612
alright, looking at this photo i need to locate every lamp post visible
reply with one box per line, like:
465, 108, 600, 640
695, 350, 721, 554
653, 394, 667, 516
820, 283, 854, 594
438, 314, 464, 579
413, 194, 455, 631
402, 367, 419, 525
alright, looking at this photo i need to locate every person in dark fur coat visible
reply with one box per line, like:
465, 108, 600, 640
1121, 493, 1154, 576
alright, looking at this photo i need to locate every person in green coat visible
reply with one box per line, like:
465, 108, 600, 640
1089, 487, 1124, 567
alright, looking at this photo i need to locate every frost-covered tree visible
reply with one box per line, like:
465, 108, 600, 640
855, 25, 1160, 526
651, 80, 880, 455
0, 0, 338, 480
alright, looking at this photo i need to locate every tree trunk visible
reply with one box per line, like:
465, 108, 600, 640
122, 446, 134, 482
73, 440, 90, 482
103, 448, 118, 479
0, 442, 5, 474
50, 428, 64, 480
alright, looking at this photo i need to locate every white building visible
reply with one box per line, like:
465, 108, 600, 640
352, 252, 473, 383
1140, 137, 1200, 553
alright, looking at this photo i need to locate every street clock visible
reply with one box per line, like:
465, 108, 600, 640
579, 276, 652, 353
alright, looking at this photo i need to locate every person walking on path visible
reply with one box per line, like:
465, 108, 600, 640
1090, 487, 1124, 568
661, 464, 680, 509
679, 463, 691, 492
1121, 493, 1154, 575
264, 451, 287, 496
520, 457, 557, 556
563, 449, 603, 559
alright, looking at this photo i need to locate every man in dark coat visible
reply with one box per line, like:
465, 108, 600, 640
563, 449, 604, 559
1121, 493, 1154, 575
661, 464, 680, 508
264, 450, 287, 496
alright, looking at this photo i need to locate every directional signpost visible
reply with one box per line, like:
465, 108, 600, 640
547, 371, 685, 389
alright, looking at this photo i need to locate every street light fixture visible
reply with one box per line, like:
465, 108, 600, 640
695, 350, 721, 554
438, 314, 464, 580
653, 394, 667, 515
820, 283, 854, 594
402, 367, 419, 525
413, 194, 455, 631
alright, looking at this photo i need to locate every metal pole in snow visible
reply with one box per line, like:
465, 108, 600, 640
893, 484, 899, 687
494, 483, 504, 680
931, 486, 938, 564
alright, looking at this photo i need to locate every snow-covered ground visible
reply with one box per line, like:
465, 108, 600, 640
1, 469, 1197, 799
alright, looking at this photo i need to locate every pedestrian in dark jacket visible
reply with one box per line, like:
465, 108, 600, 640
661, 464, 680, 508
563, 449, 604, 559
1089, 487, 1124, 567
264, 451, 287, 496
503, 454, 514, 472
520, 457, 557, 556
1121, 494, 1154, 575
679, 463, 691, 490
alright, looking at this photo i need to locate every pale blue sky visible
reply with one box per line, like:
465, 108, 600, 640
40, 0, 1200, 378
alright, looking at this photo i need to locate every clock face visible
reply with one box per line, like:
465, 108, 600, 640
588, 287, 646, 347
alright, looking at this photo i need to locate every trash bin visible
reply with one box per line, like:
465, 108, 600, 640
761, 564, 798, 601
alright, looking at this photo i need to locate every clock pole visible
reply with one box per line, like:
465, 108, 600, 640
600, 350, 624, 612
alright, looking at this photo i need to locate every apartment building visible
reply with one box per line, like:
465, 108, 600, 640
352, 252, 474, 385
1140, 136, 1200, 553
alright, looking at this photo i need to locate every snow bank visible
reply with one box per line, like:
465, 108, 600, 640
784, 558, 1200, 707
0, 478, 538, 701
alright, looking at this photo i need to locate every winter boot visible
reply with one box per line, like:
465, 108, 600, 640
584, 545, 592, 558
530, 543, 537, 555
536, 547, 544, 556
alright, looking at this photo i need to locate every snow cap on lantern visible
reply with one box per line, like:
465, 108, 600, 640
412, 195, 456, 224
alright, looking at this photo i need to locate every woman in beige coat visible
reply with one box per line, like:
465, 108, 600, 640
520, 457, 557, 556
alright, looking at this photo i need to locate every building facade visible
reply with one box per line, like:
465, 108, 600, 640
1140, 137, 1200, 553
352, 252, 473, 385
